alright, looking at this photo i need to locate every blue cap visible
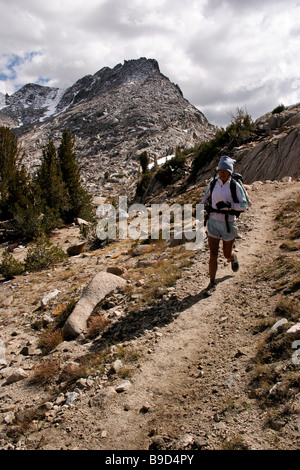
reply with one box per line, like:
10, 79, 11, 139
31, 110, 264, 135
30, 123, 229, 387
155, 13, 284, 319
218, 155, 236, 174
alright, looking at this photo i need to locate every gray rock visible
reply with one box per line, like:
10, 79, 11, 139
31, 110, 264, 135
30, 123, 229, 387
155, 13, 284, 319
111, 359, 124, 373
65, 392, 79, 405
196, 103, 300, 186
3, 411, 15, 424
235, 125, 300, 184
76, 218, 90, 226
4, 368, 29, 385
66, 241, 87, 256
174, 433, 194, 450
115, 380, 132, 393
106, 266, 125, 276
150, 435, 166, 450
41, 289, 60, 307
62, 271, 126, 339
286, 323, 300, 335
271, 318, 288, 332
89, 387, 117, 408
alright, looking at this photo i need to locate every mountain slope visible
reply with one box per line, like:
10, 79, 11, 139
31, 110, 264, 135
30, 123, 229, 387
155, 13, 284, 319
0, 178, 299, 450
193, 103, 300, 185
0, 58, 215, 197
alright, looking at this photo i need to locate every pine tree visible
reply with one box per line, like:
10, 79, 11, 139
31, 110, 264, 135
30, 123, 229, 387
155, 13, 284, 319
139, 151, 149, 174
0, 127, 19, 218
0, 127, 31, 220
57, 129, 92, 222
35, 138, 69, 226
0, 127, 44, 239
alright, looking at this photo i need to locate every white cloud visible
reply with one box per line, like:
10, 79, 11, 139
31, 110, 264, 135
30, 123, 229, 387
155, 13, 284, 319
0, 0, 299, 126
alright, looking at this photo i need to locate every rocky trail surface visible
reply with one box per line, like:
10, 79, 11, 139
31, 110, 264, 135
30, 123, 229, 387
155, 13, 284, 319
0, 179, 300, 451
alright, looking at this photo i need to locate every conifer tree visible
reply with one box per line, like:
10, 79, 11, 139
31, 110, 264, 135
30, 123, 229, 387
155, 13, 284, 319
35, 138, 69, 226
0, 127, 19, 218
0, 127, 43, 239
0, 127, 31, 220
57, 129, 92, 222
139, 151, 149, 174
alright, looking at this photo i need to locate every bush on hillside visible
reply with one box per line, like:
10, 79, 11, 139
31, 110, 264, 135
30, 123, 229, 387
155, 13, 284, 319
24, 237, 67, 272
135, 172, 153, 198
0, 249, 24, 280
272, 104, 286, 114
154, 149, 186, 187
190, 107, 255, 179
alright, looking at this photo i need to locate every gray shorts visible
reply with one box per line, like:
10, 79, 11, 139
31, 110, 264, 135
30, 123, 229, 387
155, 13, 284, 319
207, 218, 237, 241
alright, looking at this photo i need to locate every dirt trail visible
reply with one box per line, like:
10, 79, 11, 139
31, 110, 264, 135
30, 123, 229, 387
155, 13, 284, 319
24, 179, 299, 451
90, 180, 295, 451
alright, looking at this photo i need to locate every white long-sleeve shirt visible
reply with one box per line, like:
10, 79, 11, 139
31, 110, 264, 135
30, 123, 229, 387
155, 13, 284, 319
201, 177, 248, 222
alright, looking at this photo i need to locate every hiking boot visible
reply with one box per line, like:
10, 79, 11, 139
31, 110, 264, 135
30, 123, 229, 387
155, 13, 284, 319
231, 255, 239, 272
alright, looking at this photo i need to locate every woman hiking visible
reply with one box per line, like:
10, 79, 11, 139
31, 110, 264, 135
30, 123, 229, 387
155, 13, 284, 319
201, 155, 248, 294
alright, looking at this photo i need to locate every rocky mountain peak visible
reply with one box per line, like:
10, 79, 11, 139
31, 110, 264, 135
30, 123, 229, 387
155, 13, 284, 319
0, 57, 215, 198
95, 57, 160, 80
0, 83, 61, 128
56, 57, 161, 115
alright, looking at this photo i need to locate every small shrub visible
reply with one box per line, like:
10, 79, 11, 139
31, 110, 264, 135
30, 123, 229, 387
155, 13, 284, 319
221, 434, 250, 450
117, 366, 133, 379
59, 351, 109, 387
135, 172, 152, 198
272, 104, 285, 114
9, 204, 44, 241
275, 297, 300, 322
87, 313, 111, 338
53, 299, 76, 329
255, 329, 293, 365
38, 329, 64, 355
24, 236, 67, 272
190, 107, 254, 180
29, 359, 61, 386
139, 151, 150, 174
114, 344, 141, 363
0, 249, 24, 279
155, 152, 186, 187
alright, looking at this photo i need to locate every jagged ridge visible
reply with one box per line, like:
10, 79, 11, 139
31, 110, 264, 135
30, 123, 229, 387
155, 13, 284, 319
0, 58, 215, 197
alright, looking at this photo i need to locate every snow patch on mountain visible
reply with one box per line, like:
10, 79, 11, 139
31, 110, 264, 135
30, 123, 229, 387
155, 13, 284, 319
42, 88, 66, 121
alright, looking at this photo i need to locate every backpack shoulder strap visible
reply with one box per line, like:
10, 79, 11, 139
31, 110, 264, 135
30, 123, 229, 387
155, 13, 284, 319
211, 176, 239, 204
209, 177, 218, 195
230, 178, 239, 203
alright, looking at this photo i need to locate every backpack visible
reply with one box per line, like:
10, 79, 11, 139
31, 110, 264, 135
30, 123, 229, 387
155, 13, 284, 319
204, 172, 251, 232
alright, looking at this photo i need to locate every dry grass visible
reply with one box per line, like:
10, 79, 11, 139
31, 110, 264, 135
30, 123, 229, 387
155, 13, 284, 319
29, 359, 61, 386
248, 192, 300, 424
221, 434, 250, 450
258, 255, 300, 293
38, 329, 64, 355
87, 313, 111, 339
275, 194, 300, 235
113, 344, 141, 363
275, 297, 300, 322
262, 193, 300, 294
127, 244, 193, 307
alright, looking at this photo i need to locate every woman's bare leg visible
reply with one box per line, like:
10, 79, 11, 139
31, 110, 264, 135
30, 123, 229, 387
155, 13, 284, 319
223, 238, 236, 261
208, 236, 220, 283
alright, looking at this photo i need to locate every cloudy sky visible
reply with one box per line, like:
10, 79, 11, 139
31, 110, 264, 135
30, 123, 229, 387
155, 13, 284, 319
0, 0, 299, 126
